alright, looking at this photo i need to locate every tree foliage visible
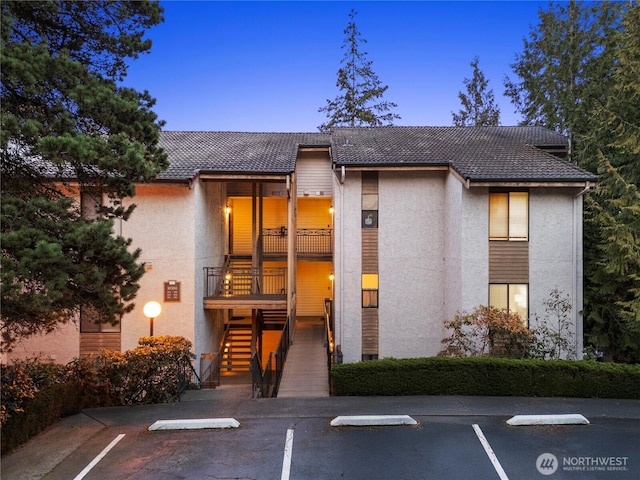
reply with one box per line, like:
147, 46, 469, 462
505, 1, 639, 361
318, 9, 400, 131
1, 1, 168, 350
582, 4, 640, 362
504, 0, 623, 149
452, 56, 500, 126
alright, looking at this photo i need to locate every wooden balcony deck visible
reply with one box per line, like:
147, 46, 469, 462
203, 294, 287, 310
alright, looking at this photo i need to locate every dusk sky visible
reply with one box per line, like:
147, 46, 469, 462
124, 1, 551, 132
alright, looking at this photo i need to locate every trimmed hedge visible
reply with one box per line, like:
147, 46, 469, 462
1, 382, 83, 454
330, 357, 640, 399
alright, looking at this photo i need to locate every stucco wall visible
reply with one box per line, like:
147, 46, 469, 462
378, 171, 446, 358
529, 188, 583, 355
120, 184, 196, 352
460, 187, 489, 311
5, 320, 80, 364
333, 171, 362, 363
193, 180, 226, 360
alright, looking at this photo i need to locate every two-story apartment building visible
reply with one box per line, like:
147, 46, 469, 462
6, 126, 596, 379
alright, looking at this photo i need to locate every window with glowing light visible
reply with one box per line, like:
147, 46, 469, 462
362, 274, 379, 308
489, 192, 528, 241
489, 284, 528, 324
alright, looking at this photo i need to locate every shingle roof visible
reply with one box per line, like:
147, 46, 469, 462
156, 127, 596, 184
330, 126, 596, 183
157, 131, 330, 180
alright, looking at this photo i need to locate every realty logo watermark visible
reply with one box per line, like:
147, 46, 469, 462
537, 453, 558, 475
537, 452, 630, 475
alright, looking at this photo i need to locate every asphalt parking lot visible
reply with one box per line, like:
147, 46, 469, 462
2, 386, 639, 480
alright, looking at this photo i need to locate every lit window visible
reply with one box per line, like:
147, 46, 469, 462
489, 284, 528, 323
489, 192, 528, 240
362, 274, 379, 308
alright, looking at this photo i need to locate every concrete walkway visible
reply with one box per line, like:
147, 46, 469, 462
277, 317, 330, 398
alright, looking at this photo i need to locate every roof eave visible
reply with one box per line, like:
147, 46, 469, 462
467, 179, 598, 188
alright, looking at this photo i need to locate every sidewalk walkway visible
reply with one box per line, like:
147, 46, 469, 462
277, 317, 330, 398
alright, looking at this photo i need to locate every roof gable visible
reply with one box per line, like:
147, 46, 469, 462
158, 131, 330, 180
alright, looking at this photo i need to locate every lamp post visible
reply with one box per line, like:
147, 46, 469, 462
143, 301, 162, 336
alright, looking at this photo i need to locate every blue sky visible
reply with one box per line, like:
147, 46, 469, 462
124, 1, 549, 132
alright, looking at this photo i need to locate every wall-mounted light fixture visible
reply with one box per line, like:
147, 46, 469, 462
329, 206, 334, 214
329, 272, 335, 281
225, 205, 231, 215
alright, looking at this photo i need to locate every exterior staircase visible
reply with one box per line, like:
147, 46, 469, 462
261, 309, 287, 330
222, 327, 252, 372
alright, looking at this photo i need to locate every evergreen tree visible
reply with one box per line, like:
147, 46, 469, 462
318, 9, 400, 132
1, 1, 168, 349
505, 1, 638, 361
582, 4, 640, 362
504, 0, 623, 156
452, 56, 500, 126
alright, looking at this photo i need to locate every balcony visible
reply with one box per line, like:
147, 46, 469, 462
263, 228, 332, 256
203, 266, 287, 309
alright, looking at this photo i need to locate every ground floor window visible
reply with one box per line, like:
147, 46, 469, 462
80, 306, 121, 333
489, 284, 528, 323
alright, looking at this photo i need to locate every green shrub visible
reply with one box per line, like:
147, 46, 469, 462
330, 357, 640, 398
1, 359, 68, 426
90, 335, 195, 405
1, 382, 82, 454
1, 335, 196, 453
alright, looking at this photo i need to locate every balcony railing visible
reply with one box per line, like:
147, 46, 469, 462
204, 267, 287, 298
263, 228, 333, 255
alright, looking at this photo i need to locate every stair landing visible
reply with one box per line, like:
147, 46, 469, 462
277, 317, 330, 398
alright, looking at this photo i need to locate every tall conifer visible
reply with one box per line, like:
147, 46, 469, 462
318, 9, 400, 132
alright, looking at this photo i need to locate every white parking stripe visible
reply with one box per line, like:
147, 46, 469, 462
73, 433, 125, 480
472, 424, 509, 480
281, 428, 295, 480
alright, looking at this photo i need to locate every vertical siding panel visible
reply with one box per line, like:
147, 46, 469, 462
296, 151, 333, 197
231, 197, 253, 254
362, 309, 379, 354
362, 230, 378, 273
262, 198, 288, 228
297, 262, 332, 316
298, 198, 333, 229
80, 333, 121, 357
361, 171, 379, 355
489, 241, 529, 283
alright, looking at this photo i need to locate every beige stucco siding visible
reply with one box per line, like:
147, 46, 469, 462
443, 177, 489, 327
529, 188, 582, 353
120, 184, 196, 352
5, 320, 80, 364
333, 172, 362, 363
460, 187, 490, 310
378, 171, 446, 358
193, 180, 227, 359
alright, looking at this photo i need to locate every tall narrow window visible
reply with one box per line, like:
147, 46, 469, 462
362, 274, 379, 308
489, 192, 528, 241
79, 190, 120, 332
81, 190, 102, 220
80, 306, 121, 333
489, 284, 528, 323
